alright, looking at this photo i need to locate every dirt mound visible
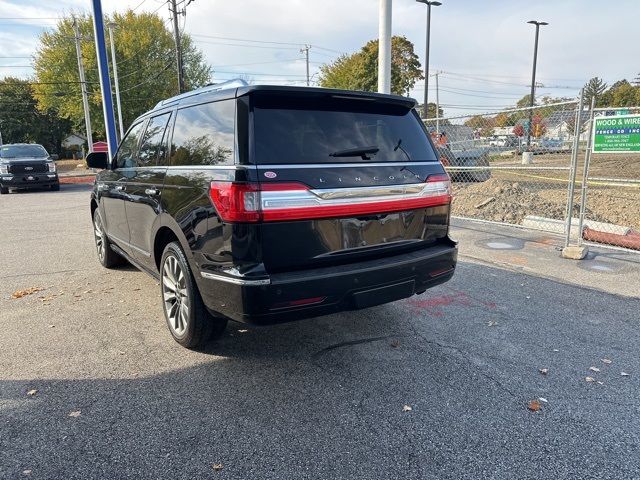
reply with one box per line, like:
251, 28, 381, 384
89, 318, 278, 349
452, 178, 568, 224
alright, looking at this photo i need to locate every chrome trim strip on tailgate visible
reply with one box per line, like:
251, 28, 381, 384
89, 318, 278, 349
260, 181, 450, 210
200, 271, 271, 285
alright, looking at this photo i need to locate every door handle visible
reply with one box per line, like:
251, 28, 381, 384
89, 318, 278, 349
145, 188, 160, 196
115, 185, 126, 191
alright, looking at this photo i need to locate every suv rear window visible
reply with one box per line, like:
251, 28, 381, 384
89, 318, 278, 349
252, 95, 437, 164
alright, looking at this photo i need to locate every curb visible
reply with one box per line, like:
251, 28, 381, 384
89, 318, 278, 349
59, 175, 95, 185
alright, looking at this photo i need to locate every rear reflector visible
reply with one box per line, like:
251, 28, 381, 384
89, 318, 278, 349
271, 296, 327, 310
209, 174, 451, 223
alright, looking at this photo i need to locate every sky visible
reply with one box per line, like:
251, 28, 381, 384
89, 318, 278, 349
0, 0, 638, 118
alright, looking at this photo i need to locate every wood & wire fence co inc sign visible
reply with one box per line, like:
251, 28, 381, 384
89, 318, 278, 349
593, 114, 640, 153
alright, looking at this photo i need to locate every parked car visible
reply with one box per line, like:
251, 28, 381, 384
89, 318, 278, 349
0, 143, 59, 194
437, 146, 491, 182
87, 81, 458, 348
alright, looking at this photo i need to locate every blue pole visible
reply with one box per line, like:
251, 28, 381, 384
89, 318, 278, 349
90, 0, 118, 161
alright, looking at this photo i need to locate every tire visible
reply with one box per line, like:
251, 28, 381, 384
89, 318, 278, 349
0, 186, 8, 194
92, 209, 125, 268
51, 183, 60, 191
160, 241, 227, 348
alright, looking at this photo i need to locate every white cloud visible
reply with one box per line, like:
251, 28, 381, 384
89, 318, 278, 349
3, 0, 639, 115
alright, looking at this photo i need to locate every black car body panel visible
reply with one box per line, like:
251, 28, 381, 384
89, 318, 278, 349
90, 83, 457, 325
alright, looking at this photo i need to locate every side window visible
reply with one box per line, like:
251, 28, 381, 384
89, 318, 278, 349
138, 113, 171, 167
169, 100, 235, 166
114, 122, 145, 169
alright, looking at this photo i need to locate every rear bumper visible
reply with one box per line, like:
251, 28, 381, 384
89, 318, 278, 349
197, 238, 457, 325
0, 173, 58, 187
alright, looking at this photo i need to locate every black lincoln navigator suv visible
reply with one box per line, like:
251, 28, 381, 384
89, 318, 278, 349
87, 81, 457, 348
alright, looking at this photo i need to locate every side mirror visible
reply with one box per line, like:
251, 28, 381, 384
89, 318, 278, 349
86, 151, 109, 169
49, 154, 59, 161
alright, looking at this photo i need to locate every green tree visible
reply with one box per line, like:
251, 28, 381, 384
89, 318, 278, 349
32, 10, 211, 139
0, 77, 71, 153
583, 77, 607, 106
610, 82, 640, 107
418, 102, 443, 118
319, 36, 423, 96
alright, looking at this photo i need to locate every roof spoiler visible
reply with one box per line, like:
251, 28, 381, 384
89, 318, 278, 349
153, 79, 249, 109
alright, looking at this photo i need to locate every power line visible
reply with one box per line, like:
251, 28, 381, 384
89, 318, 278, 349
213, 70, 306, 77
132, 0, 152, 11
193, 39, 300, 50
192, 33, 304, 47
215, 58, 302, 68
120, 61, 173, 93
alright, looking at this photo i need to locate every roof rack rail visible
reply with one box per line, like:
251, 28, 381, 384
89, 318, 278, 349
154, 78, 249, 109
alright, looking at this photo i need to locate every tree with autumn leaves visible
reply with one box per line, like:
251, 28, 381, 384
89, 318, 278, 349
32, 10, 211, 139
319, 36, 423, 97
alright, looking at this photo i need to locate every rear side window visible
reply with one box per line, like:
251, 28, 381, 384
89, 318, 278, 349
252, 95, 438, 164
138, 113, 171, 167
169, 100, 235, 166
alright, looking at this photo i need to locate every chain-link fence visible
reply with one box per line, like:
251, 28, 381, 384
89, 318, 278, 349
576, 106, 640, 251
425, 101, 640, 253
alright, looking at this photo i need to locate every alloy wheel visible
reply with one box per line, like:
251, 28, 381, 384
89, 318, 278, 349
93, 214, 105, 262
162, 255, 190, 336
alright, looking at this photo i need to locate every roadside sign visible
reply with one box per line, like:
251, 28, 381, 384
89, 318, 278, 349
593, 114, 640, 153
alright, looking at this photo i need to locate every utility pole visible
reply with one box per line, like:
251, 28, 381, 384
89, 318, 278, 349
435, 71, 440, 132
526, 20, 548, 150
300, 44, 311, 86
416, 1, 441, 117
377, 0, 391, 94
107, 22, 124, 141
73, 17, 94, 154
169, 0, 186, 94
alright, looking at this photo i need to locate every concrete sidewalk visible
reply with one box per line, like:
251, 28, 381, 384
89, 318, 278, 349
452, 218, 640, 298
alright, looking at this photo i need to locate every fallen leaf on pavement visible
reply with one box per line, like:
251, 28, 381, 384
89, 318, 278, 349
68, 410, 81, 417
11, 287, 43, 299
539, 368, 548, 375
390, 340, 400, 348
27, 389, 37, 396
589, 366, 600, 373
585, 376, 595, 382
621, 372, 630, 377
402, 405, 412, 412
527, 400, 541, 412
601, 358, 612, 364
212, 464, 224, 471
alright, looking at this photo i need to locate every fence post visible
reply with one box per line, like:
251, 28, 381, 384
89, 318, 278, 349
577, 97, 596, 247
564, 89, 584, 247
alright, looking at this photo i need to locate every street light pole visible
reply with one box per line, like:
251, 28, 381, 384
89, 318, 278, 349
526, 20, 548, 150
416, 0, 441, 118
378, 0, 392, 94
107, 22, 124, 141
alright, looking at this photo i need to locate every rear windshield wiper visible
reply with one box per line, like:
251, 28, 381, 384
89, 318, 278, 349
329, 146, 379, 160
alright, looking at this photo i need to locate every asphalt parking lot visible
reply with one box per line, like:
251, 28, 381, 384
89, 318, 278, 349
1, 185, 640, 480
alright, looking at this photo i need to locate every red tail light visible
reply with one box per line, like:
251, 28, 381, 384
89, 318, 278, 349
209, 175, 451, 223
